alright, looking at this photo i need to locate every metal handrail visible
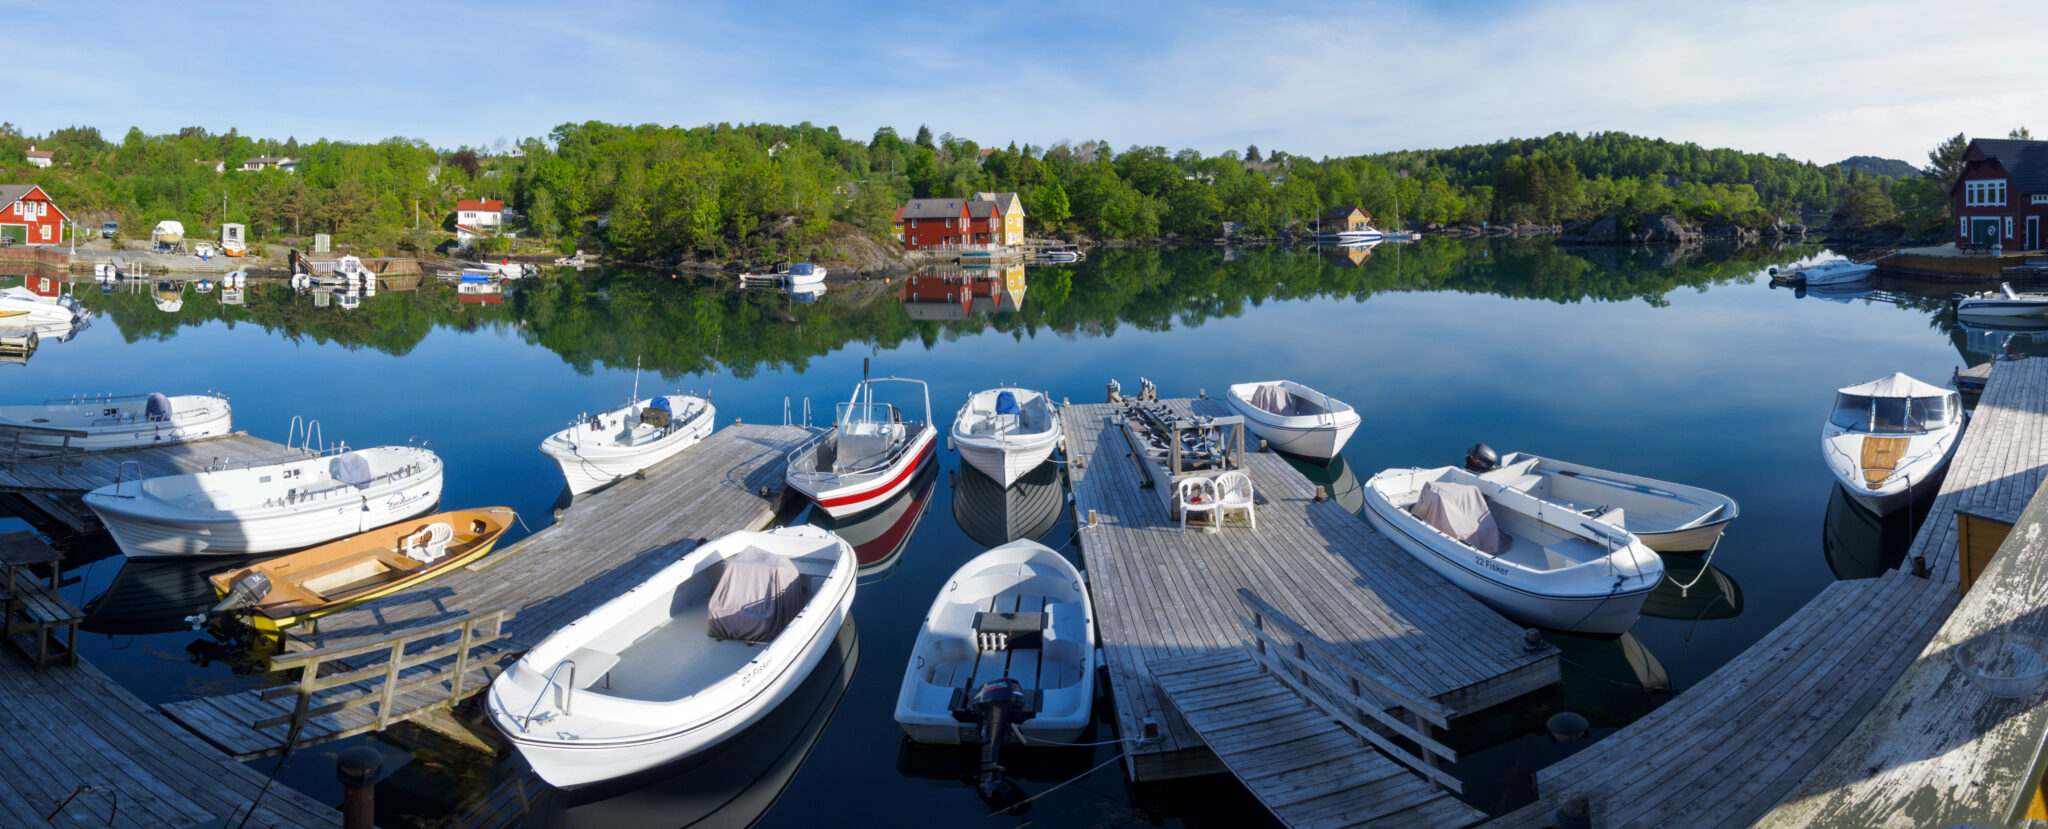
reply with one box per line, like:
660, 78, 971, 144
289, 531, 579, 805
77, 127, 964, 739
108, 460, 144, 498
514, 659, 578, 732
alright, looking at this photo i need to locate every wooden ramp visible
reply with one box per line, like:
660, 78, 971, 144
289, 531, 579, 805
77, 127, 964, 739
162, 423, 815, 759
1529, 356, 2048, 827
1065, 398, 1557, 782
0, 657, 336, 827
1155, 650, 1486, 829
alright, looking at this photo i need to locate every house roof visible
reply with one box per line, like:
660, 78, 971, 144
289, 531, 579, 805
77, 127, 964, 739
973, 192, 1022, 215
24, 149, 52, 159
900, 198, 971, 219
1321, 205, 1369, 221
1962, 139, 2048, 195
891, 206, 904, 222
457, 199, 504, 212
245, 156, 294, 165
0, 184, 70, 221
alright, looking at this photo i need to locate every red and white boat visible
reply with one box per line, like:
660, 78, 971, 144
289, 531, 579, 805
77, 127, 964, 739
785, 373, 935, 518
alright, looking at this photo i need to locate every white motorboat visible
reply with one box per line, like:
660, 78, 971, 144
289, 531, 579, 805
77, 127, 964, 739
1362, 465, 1664, 635
785, 373, 937, 518
895, 539, 1094, 745
1821, 372, 1963, 516
1461, 444, 1740, 554
783, 263, 826, 286
478, 260, 535, 279
0, 285, 90, 333
541, 394, 715, 495
950, 388, 1062, 487
1037, 248, 1081, 263
1225, 380, 1361, 460
153, 281, 184, 313
82, 445, 444, 557
486, 525, 855, 788
1953, 283, 2048, 319
0, 392, 232, 450
1771, 259, 1875, 287
1325, 227, 1385, 244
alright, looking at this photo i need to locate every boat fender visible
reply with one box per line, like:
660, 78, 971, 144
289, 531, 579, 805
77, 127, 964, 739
1464, 443, 1500, 473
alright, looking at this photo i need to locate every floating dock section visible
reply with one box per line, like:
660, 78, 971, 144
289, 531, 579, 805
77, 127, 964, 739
1062, 398, 1558, 783
0, 433, 301, 533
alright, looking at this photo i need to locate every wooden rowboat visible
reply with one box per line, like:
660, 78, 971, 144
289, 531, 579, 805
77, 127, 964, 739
202, 507, 516, 633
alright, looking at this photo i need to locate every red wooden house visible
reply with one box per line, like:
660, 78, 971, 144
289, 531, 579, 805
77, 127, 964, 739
1952, 138, 2048, 251
898, 193, 1024, 250
0, 184, 70, 246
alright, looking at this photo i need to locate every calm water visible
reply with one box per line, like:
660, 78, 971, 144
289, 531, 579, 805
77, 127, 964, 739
0, 238, 1985, 825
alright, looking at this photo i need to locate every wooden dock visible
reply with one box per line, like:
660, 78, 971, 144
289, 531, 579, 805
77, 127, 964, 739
1063, 398, 1558, 783
0, 433, 299, 532
162, 423, 815, 759
0, 657, 337, 826
1529, 355, 2048, 827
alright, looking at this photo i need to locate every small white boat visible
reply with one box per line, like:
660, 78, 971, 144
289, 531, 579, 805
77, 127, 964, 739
1325, 227, 1385, 244
785, 374, 937, 518
895, 539, 1094, 745
153, 281, 184, 313
486, 525, 856, 788
1225, 380, 1360, 460
1037, 248, 1081, 263
0, 286, 90, 333
540, 394, 715, 495
1771, 259, 1874, 286
478, 260, 534, 279
1462, 445, 1740, 554
783, 263, 825, 286
1954, 283, 2048, 319
0, 392, 232, 450
951, 388, 1062, 487
82, 445, 444, 557
1821, 372, 1963, 517
1363, 465, 1664, 635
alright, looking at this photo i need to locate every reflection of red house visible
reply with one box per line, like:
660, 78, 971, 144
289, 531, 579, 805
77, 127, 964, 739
457, 293, 504, 306
897, 268, 1025, 320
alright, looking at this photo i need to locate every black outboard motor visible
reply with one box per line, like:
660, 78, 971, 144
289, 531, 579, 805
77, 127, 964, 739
1465, 442, 1500, 473
970, 677, 1031, 812
185, 570, 271, 630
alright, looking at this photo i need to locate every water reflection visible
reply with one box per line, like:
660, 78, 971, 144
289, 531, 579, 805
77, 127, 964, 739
82, 555, 252, 635
1950, 315, 2048, 366
807, 459, 938, 582
1821, 482, 1929, 579
951, 460, 1063, 548
1641, 556, 1744, 621
527, 619, 858, 828
898, 266, 1026, 321
1279, 452, 1364, 514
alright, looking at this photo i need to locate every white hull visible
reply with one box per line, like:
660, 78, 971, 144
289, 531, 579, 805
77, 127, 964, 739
541, 396, 716, 495
1955, 299, 2048, 318
1821, 373, 1962, 519
1472, 452, 1739, 554
1363, 466, 1661, 636
0, 287, 90, 331
896, 540, 1094, 744
0, 394, 232, 450
788, 436, 935, 518
1227, 380, 1361, 461
786, 375, 938, 519
488, 526, 855, 788
1783, 260, 1875, 286
83, 447, 443, 557
951, 388, 1062, 487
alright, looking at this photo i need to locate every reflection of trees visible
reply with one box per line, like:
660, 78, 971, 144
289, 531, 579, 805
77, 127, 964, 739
63, 238, 1843, 377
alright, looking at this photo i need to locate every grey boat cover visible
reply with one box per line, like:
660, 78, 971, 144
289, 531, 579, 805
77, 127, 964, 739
145, 392, 172, 422
707, 547, 812, 643
1250, 383, 1294, 416
1412, 480, 1507, 555
331, 452, 374, 489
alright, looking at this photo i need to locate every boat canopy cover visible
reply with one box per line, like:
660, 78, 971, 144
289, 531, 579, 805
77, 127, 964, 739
145, 393, 172, 422
1412, 481, 1508, 555
707, 547, 812, 644
995, 391, 1021, 416
1250, 383, 1294, 416
1836, 372, 1951, 399
788, 263, 815, 276
331, 452, 375, 489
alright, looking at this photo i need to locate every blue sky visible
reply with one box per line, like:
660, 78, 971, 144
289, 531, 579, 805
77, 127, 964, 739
8, 0, 2044, 165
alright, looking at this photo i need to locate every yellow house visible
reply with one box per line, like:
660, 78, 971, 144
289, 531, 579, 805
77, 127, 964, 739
975, 191, 1026, 245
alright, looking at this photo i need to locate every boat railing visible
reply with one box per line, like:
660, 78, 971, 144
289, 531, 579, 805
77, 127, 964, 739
104, 460, 146, 497
783, 396, 812, 427
40, 391, 162, 407
1234, 588, 1466, 794
287, 416, 325, 453
512, 659, 579, 732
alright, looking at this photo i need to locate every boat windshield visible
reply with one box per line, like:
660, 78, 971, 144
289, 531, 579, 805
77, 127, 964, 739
837, 401, 898, 429
1830, 393, 1955, 432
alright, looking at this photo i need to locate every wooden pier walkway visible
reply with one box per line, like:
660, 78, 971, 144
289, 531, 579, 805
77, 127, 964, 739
1063, 398, 1557, 783
0, 657, 336, 827
0, 433, 298, 532
1529, 355, 2048, 827
161, 423, 815, 759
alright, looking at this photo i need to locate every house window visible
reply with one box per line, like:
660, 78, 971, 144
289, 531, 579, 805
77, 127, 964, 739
2035, 195, 2048, 205
911, 219, 918, 229
2009, 216, 2016, 238
1966, 179, 2008, 206
9, 202, 18, 216
1961, 217, 1968, 237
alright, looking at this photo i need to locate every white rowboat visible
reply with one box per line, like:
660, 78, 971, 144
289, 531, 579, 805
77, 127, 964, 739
951, 388, 1061, 487
487, 525, 855, 788
1225, 380, 1360, 460
1465, 447, 1740, 554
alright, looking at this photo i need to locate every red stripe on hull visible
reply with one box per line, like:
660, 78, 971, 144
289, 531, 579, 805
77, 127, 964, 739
813, 439, 935, 514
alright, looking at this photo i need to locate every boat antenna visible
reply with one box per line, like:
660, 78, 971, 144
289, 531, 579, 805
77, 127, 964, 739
632, 356, 641, 405
706, 334, 720, 401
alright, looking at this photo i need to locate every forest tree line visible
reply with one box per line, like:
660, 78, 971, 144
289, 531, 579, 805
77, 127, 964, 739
0, 120, 1971, 262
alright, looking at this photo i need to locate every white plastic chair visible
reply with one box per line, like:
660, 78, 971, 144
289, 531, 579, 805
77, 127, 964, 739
1177, 477, 1221, 533
1215, 470, 1256, 529
408, 522, 455, 562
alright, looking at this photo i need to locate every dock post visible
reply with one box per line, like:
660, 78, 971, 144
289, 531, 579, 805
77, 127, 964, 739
337, 746, 382, 829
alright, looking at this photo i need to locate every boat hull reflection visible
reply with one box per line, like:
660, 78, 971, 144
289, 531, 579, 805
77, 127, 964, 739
951, 460, 1063, 548
83, 555, 259, 635
1640, 555, 1744, 622
1822, 482, 1927, 580
810, 460, 938, 582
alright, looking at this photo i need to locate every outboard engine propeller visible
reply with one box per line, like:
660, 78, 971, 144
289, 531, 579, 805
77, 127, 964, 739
1464, 442, 1500, 473
970, 677, 1031, 812
185, 570, 271, 630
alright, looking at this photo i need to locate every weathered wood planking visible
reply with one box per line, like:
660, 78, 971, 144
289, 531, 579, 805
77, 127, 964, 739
0, 657, 336, 826
162, 424, 814, 758
1532, 356, 2048, 827
1154, 649, 1488, 829
0, 433, 296, 495
1758, 358, 2048, 827
1065, 399, 1557, 783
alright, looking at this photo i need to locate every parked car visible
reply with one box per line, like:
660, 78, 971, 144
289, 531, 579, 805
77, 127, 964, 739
101, 221, 119, 238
